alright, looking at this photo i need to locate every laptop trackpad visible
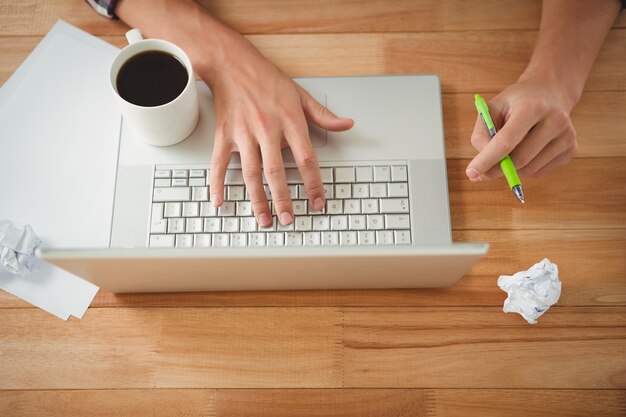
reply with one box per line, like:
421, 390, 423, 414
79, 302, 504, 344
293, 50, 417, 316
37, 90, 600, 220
307, 90, 328, 148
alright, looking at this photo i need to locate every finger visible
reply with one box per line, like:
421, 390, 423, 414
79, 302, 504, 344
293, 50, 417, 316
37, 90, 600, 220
517, 128, 577, 177
284, 115, 325, 211
533, 144, 578, 178
209, 136, 232, 207
509, 110, 571, 171
300, 88, 354, 132
238, 141, 272, 226
259, 140, 293, 225
469, 115, 492, 153
466, 108, 540, 182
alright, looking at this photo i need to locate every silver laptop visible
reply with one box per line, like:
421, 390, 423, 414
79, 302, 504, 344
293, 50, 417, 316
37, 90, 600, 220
41, 75, 488, 292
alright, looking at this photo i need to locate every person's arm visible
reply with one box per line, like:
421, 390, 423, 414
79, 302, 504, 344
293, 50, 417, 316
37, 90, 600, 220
114, 0, 353, 227
466, 0, 622, 182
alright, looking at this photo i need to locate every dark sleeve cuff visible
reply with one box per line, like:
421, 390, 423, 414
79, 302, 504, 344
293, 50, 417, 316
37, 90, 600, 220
85, 0, 119, 19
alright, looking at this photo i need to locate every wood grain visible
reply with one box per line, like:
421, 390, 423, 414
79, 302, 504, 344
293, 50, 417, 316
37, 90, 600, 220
342, 307, 626, 389
0, 308, 343, 389
0, 0, 624, 36
2, 30, 626, 94
2, 389, 624, 417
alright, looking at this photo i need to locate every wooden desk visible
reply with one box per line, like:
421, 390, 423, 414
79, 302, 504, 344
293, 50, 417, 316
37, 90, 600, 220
1, 1, 625, 415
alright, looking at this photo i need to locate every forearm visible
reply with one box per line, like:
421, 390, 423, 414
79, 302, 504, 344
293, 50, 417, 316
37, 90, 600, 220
519, 0, 621, 108
115, 0, 244, 83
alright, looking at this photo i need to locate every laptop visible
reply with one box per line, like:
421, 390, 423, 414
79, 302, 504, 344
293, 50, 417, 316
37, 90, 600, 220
41, 74, 488, 292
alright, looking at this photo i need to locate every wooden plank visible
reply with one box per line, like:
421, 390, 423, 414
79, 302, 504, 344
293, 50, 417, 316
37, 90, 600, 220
443, 91, 626, 158
2, 30, 626, 93
1, 389, 624, 417
342, 307, 626, 388
0, 308, 342, 389
448, 158, 626, 230
1, 0, 624, 36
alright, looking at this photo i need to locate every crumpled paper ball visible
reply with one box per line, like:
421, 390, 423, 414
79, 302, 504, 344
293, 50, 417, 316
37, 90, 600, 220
0, 220, 42, 276
497, 258, 561, 324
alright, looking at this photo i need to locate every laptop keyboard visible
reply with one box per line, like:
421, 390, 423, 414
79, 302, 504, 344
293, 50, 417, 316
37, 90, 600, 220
149, 163, 411, 248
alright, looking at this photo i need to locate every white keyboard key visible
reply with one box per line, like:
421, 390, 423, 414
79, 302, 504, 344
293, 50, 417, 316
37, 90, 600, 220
267, 232, 284, 246
172, 169, 188, 178
182, 202, 199, 217
340, 231, 357, 245
224, 169, 244, 185
395, 230, 411, 245
259, 217, 277, 232
190, 169, 206, 178
322, 184, 334, 199
164, 202, 182, 218
380, 198, 409, 214
152, 203, 164, 220
204, 218, 221, 233
385, 214, 410, 229
321, 231, 339, 246
192, 186, 209, 201
304, 232, 321, 246
292, 200, 307, 215
362, 199, 379, 214
155, 170, 171, 178
349, 215, 366, 230
295, 216, 312, 231
189, 178, 205, 186
358, 231, 376, 245
320, 167, 333, 183
352, 184, 369, 198
186, 218, 203, 233
176, 234, 193, 248
326, 200, 343, 214
241, 217, 257, 232
277, 221, 294, 231
374, 166, 391, 182
236, 201, 253, 216
285, 168, 304, 184
376, 230, 395, 245
391, 165, 408, 182
288, 185, 298, 199
223, 217, 240, 233
227, 185, 245, 201
335, 166, 355, 183
285, 232, 303, 246
194, 234, 211, 247
344, 199, 361, 214
218, 201, 236, 216
150, 234, 175, 247
153, 187, 191, 202
155, 178, 171, 187
331, 215, 348, 231
335, 184, 351, 199
200, 201, 217, 217
172, 178, 188, 187
367, 215, 384, 230
370, 183, 387, 198
313, 215, 330, 231
212, 233, 229, 247
309, 205, 325, 215
298, 185, 308, 199
248, 233, 266, 247
356, 166, 373, 182
231, 233, 247, 247
168, 218, 185, 234
263, 185, 272, 199
150, 219, 167, 234
388, 183, 409, 198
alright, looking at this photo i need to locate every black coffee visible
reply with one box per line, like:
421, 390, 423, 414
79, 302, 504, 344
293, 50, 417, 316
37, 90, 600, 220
116, 50, 188, 107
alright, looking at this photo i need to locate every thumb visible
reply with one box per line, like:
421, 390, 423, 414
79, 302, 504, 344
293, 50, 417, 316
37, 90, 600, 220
300, 90, 354, 132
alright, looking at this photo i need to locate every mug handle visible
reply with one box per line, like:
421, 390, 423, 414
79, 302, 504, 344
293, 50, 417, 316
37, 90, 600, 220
126, 29, 143, 45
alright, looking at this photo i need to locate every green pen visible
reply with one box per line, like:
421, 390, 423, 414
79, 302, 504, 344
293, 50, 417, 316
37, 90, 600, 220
474, 94, 525, 204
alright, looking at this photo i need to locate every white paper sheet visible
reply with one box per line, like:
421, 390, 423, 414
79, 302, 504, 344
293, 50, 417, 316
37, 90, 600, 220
0, 20, 121, 319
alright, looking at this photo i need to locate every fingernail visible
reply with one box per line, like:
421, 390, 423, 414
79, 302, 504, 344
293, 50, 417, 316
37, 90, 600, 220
466, 168, 480, 180
211, 194, 221, 207
313, 197, 325, 210
279, 212, 293, 225
259, 213, 271, 226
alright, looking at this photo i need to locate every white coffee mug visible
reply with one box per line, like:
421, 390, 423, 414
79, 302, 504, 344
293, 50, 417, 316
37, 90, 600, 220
109, 29, 199, 147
